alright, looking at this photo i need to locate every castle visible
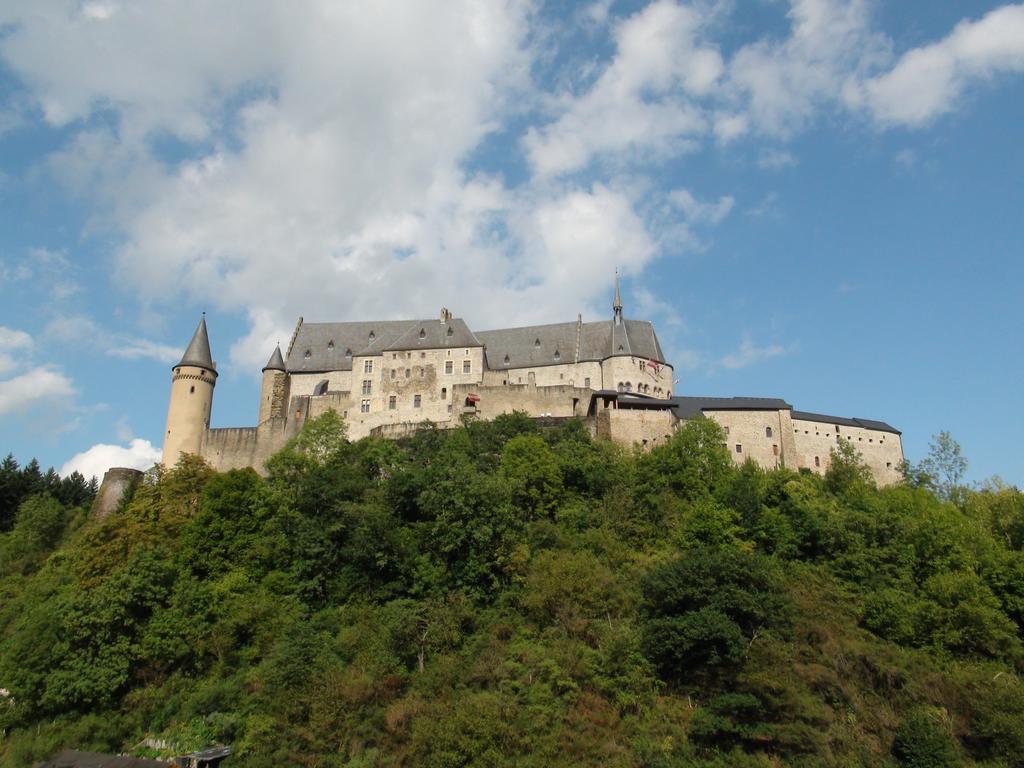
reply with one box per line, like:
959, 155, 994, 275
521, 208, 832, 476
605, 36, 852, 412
161, 280, 905, 485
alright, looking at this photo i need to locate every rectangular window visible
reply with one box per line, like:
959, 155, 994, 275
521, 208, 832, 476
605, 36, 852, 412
584, 377, 591, 388
772, 444, 779, 455
724, 426, 730, 435
388, 395, 397, 410
390, 369, 396, 379
405, 368, 411, 378
815, 456, 820, 467
445, 360, 454, 374
360, 399, 370, 413
463, 360, 471, 374
765, 426, 773, 438
363, 360, 373, 373
441, 387, 447, 400
361, 380, 371, 395
735, 444, 742, 453
414, 394, 421, 408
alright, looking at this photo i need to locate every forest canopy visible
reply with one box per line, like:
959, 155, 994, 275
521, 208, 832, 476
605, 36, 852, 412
1, 414, 1023, 767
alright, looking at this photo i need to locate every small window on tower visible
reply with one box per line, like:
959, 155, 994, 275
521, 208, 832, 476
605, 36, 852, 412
815, 456, 820, 467
765, 426, 773, 438
414, 394, 421, 408
190, 385, 195, 394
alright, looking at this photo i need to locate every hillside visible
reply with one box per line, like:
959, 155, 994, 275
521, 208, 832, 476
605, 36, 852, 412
2, 413, 1023, 767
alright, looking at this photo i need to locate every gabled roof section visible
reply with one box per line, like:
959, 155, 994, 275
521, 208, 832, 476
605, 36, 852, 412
177, 315, 216, 373
477, 317, 668, 369
792, 410, 901, 435
287, 318, 481, 373
672, 396, 793, 420
262, 344, 286, 372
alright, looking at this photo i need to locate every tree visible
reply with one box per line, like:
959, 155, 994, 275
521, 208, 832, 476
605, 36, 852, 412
919, 431, 968, 504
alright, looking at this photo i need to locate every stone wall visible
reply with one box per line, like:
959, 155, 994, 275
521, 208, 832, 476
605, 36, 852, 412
701, 408, 796, 471
595, 408, 676, 449
200, 418, 295, 474
93, 467, 142, 519
601, 355, 674, 398
790, 416, 903, 486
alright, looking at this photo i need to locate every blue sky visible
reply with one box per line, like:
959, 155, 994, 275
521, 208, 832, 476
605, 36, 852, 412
0, 0, 1021, 484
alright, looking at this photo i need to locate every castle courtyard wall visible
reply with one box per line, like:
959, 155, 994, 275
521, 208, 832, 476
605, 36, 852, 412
790, 416, 903, 486
596, 408, 675, 449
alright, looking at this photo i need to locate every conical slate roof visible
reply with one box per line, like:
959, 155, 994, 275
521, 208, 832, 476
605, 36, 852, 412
262, 344, 286, 372
177, 315, 216, 373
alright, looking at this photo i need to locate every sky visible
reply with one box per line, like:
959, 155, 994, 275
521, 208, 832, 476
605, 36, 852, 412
0, 0, 1021, 484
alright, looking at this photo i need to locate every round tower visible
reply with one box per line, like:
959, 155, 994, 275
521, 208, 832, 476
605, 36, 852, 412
259, 343, 288, 424
162, 314, 217, 468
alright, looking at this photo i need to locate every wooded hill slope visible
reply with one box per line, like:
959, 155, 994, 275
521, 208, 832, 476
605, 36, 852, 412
2, 414, 1023, 767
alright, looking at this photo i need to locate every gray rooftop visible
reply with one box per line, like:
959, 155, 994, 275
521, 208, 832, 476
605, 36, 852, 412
672, 396, 793, 420
262, 344, 286, 372
287, 318, 482, 373
177, 315, 216, 373
476, 318, 666, 370
791, 410, 901, 435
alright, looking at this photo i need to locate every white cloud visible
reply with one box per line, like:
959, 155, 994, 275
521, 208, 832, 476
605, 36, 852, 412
854, 4, 1024, 126
758, 148, 798, 170
44, 313, 188, 364
60, 438, 161, 480
0, 326, 34, 376
668, 188, 735, 225
524, 0, 721, 175
0, 367, 75, 415
716, 338, 788, 370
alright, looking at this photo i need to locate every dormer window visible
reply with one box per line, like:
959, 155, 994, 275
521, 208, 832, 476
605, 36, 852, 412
368, 331, 376, 342
503, 354, 510, 365
419, 328, 426, 339
446, 326, 454, 336
344, 348, 352, 357
304, 349, 311, 359
534, 338, 541, 348
327, 340, 334, 350
617, 344, 624, 352
553, 350, 561, 361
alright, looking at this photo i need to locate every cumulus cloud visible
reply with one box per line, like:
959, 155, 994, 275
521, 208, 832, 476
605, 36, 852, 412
668, 188, 735, 225
0, 0, 1021, 385
525, 0, 720, 175
0, 367, 76, 415
60, 438, 161, 480
716, 338, 789, 370
854, 4, 1024, 126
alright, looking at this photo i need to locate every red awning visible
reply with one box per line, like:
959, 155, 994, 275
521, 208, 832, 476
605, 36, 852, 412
466, 393, 481, 403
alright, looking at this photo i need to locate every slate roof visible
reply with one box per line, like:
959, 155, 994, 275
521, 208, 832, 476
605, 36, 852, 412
791, 410, 901, 435
262, 345, 286, 372
671, 396, 793, 420
287, 318, 482, 373
177, 315, 215, 373
476, 318, 666, 370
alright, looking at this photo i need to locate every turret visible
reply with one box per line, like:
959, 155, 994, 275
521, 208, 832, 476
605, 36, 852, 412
613, 270, 623, 326
259, 343, 289, 424
162, 314, 217, 467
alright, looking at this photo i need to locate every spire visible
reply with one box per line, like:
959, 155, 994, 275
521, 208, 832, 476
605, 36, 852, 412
262, 343, 286, 372
613, 270, 623, 324
177, 313, 216, 373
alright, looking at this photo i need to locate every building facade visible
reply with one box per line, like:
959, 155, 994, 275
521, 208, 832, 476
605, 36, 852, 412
161, 282, 904, 485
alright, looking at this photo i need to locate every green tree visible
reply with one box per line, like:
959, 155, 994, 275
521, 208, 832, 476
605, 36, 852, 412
892, 709, 960, 768
919, 431, 968, 504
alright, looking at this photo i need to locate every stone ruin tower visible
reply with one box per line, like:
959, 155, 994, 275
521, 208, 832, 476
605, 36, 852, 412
259, 344, 289, 424
162, 314, 217, 467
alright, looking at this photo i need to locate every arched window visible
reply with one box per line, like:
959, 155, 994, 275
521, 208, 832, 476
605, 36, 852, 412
625, 382, 633, 392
